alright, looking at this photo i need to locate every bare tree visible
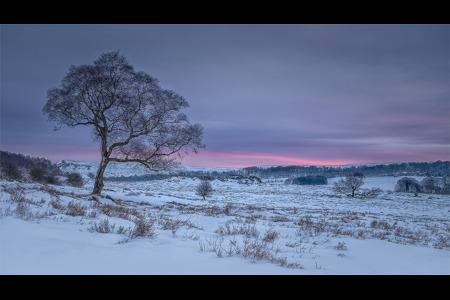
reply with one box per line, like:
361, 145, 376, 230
333, 173, 365, 197
196, 179, 213, 200
420, 177, 438, 194
43, 51, 204, 194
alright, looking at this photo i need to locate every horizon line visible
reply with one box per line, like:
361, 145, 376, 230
56, 159, 448, 169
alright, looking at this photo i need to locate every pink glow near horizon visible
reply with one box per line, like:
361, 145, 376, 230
0, 144, 362, 167
3, 145, 447, 168
180, 150, 357, 168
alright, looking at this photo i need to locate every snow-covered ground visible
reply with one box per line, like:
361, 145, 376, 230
1, 175, 449, 274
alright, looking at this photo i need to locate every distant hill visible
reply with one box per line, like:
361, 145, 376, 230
2, 150, 448, 181
56, 160, 150, 179
55, 159, 449, 181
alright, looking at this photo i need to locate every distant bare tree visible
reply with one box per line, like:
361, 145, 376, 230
43, 51, 204, 194
442, 176, 450, 194
420, 177, 438, 194
333, 173, 365, 197
196, 179, 213, 200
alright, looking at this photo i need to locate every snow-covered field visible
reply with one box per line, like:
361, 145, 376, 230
1, 175, 449, 275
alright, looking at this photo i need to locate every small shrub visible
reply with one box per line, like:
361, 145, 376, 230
158, 214, 182, 236
49, 198, 65, 210
87, 210, 98, 218
199, 237, 225, 257
15, 202, 32, 219
89, 218, 115, 233
10, 189, 26, 203
66, 172, 84, 187
334, 241, 347, 251
45, 174, 61, 185
196, 179, 213, 200
30, 166, 46, 183
130, 218, 157, 239
30, 165, 61, 185
94, 202, 139, 220
262, 227, 280, 243
66, 200, 87, 216
237, 238, 274, 262
215, 221, 260, 238
200, 235, 303, 269
1, 160, 22, 181
370, 219, 395, 230
117, 225, 131, 235
14, 202, 46, 220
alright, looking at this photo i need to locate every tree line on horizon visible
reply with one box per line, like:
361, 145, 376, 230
241, 161, 449, 178
2, 149, 449, 182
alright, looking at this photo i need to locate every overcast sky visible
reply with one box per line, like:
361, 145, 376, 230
1, 24, 449, 167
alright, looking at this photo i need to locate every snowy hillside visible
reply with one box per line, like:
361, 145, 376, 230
56, 160, 239, 179
56, 160, 153, 178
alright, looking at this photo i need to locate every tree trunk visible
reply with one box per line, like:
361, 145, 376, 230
92, 157, 109, 194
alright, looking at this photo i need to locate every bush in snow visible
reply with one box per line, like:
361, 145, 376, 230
66, 172, 84, 187
285, 175, 328, 185
395, 177, 421, 193
10, 189, 26, 203
89, 218, 116, 233
0, 160, 23, 181
196, 179, 213, 200
15, 202, 32, 219
130, 218, 157, 239
30, 165, 61, 185
420, 177, 446, 194
66, 200, 87, 216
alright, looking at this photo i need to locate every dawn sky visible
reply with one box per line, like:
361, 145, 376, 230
1, 24, 449, 167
